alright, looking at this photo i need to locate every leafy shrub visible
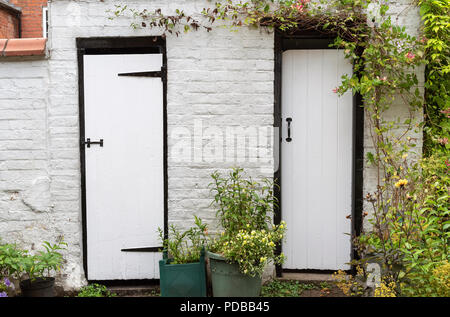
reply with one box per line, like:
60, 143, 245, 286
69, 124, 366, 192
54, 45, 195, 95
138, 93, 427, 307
419, 0, 450, 155
77, 283, 116, 297
0, 240, 67, 281
209, 168, 276, 234
430, 261, 450, 297
212, 226, 285, 277
159, 216, 209, 264
209, 168, 286, 277
374, 277, 397, 297
355, 152, 449, 296
0, 243, 27, 279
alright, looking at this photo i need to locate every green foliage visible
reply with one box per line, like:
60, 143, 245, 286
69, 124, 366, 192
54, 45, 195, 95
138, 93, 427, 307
158, 216, 209, 264
429, 261, 450, 297
0, 243, 28, 279
261, 280, 317, 297
110, 0, 367, 37
0, 240, 67, 281
419, 0, 450, 155
209, 168, 285, 277
355, 152, 449, 296
76, 283, 116, 297
209, 167, 276, 234
34, 241, 67, 279
398, 154, 449, 296
402, 260, 450, 297
321, 1, 448, 298
212, 224, 286, 277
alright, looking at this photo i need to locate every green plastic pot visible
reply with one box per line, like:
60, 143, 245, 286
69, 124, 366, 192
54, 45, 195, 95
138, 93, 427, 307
207, 251, 262, 297
159, 249, 207, 297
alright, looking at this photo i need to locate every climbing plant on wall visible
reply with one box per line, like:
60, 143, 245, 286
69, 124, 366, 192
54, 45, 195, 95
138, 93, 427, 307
418, 0, 449, 155
110, 0, 448, 296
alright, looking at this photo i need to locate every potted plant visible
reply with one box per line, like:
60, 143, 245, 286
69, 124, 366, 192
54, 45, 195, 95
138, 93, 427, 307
207, 168, 286, 297
158, 216, 209, 297
0, 240, 66, 297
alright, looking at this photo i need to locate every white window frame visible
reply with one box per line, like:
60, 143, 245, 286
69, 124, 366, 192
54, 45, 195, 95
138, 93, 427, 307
42, 7, 48, 38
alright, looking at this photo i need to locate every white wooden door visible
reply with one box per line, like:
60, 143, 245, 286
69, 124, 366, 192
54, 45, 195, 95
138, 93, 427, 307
281, 50, 353, 270
83, 54, 164, 280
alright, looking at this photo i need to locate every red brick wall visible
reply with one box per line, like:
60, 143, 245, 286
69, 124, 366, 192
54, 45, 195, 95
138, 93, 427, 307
0, 8, 20, 38
10, 0, 48, 38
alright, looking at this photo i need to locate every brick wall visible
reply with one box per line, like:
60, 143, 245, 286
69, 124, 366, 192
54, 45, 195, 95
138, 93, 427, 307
0, 3, 20, 38
0, 0, 423, 290
10, 0, 47, 38
0, 57, 51, 260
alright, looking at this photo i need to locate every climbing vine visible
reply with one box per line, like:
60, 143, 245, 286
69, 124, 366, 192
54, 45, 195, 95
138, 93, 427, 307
418, 0, 449, 155
110, 0, 448, 296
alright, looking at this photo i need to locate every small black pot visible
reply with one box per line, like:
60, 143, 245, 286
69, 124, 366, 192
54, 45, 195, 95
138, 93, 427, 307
20, 277, 56, 297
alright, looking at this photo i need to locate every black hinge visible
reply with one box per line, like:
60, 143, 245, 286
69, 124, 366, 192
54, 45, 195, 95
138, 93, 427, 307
118, 65, 167, 82
121, 246, 162, 253
118, 71, 162, 78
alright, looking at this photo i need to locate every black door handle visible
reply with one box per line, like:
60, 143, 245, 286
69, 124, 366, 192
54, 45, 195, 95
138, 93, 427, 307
82, 138, 103, 148
286, 117, 292, 142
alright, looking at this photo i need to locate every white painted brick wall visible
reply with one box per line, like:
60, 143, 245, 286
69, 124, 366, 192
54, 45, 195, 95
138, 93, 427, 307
0, 58, 50, 229
0, 0, 423, 290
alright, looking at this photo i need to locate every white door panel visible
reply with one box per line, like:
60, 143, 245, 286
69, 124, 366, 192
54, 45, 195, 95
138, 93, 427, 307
281, 49, 353, 270
84, 54, 164, 280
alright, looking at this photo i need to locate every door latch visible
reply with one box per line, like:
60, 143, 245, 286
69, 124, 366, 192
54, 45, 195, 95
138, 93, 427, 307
286, 117, 292, 142
82, 138, 103, 148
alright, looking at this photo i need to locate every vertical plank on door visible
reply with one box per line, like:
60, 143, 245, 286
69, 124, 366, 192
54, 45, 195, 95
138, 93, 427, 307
306, 50, 324, 269
322, 50, 339, 269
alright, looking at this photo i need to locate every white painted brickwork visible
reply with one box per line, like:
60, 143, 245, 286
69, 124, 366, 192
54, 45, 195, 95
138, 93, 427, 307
0, 0, 422, 290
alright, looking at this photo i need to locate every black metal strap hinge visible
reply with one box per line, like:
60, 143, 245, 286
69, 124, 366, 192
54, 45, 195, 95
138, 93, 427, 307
118, 65, 167, 82
118, 71, 162, 78
121, 246, 162, 253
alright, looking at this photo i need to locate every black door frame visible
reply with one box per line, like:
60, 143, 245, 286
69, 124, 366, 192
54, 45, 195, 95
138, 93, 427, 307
273, 31, 364, 276
77, 36, 168, 282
